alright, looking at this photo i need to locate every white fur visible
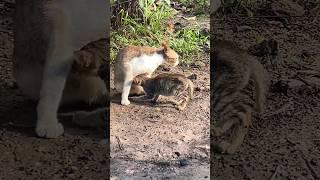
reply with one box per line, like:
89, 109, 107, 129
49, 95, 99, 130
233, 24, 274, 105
35, 0, 108, 138
121, 53, 165, 105
131, 53, 165, 76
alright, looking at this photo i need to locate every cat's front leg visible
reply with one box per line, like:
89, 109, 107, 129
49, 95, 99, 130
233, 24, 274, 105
36, 9, 73, 138
36, 55, 73, 138
121, 72, 133, 105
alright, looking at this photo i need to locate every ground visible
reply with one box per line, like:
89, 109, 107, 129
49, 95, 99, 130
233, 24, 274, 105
110, 65, 210, 179
109, 3, 211, 179
0, 1, 108, 179
211, 2, 320, 179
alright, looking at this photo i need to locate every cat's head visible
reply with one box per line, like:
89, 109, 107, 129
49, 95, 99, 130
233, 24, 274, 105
161, 42, 179, 67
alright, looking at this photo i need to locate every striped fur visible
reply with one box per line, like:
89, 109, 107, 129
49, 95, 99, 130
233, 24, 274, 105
212, 40, 269, 154
133, 73, 194, 110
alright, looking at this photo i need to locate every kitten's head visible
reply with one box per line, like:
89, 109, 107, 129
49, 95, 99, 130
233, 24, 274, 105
133, 74, 149, 86
161, 42, 179, 67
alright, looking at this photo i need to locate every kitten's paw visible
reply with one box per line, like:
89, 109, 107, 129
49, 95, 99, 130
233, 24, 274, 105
35, 120, 64, 138
213, 141, 236, 154
121, 99, 130, 106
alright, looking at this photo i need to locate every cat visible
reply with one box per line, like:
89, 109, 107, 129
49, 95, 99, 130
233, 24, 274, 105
113, 42, 179, 106
63, 38, 109, 106
132, 73, 194, 110
13, 0, 108, 138
211, 40, 270, 154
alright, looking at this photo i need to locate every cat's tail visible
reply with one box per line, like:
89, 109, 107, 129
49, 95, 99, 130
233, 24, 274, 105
249, 57, 270, 113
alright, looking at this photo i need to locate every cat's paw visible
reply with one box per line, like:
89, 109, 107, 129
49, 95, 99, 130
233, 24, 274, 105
35, 120, 64, 138
213, 141, 239, 154
121, 99, 130, 106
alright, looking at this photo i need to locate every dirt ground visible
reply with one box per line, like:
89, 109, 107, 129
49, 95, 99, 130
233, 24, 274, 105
211, 1, 320, 179
110, 65, 210, 179
0, 1, 108, 179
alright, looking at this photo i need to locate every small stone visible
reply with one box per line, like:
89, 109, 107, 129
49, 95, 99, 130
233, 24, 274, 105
179, 159, 189, 167
174, 152, 181, 157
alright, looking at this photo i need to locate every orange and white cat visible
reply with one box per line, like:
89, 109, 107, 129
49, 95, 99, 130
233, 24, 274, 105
13, 0, 108, 138
114, 42, 179, 105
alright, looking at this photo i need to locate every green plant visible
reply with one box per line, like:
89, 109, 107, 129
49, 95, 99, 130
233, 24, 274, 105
111, 0, 209, 65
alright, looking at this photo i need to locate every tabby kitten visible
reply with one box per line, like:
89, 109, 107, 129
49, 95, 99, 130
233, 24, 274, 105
132, 73, 194, 110
212, 40, 270, 154
62, 38, 108, 106
114, 42, 179, 106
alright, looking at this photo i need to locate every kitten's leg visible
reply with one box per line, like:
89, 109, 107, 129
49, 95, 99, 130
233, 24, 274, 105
166, 97, 185, 110
121, 67, 133, 105
152, 95, 160, 103
35, 7, 73, 138
214, 111, 251, 154
129, 94, 154, 102
212, 113, 238, 136
176, 97, 189, 111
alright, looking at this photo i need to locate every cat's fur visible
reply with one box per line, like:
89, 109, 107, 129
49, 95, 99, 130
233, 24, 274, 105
13, 0, 108, 138
133, 73, 194, 110
63, 38, 108, 106
114, 43, 179, 105
212, 40, 269, 154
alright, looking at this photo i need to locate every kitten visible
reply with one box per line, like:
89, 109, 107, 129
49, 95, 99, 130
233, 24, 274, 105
212, 40, 270, 154
114, 42, 179, 106
63, 38, 109, 106
132, 73, 194, 110
13, 0, 108, 138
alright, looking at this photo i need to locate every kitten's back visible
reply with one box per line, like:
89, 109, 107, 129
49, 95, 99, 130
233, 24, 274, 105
143, 73, 194, 99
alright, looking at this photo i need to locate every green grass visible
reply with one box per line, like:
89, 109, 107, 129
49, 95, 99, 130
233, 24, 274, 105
111, 0, 209, 65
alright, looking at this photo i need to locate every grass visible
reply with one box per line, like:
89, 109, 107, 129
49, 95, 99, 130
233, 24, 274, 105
111, 0, 209, 65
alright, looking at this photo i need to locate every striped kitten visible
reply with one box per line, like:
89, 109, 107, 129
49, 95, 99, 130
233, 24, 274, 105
62, 38, 108, 106
132, 73, 194, 110
212, 40, 269, 154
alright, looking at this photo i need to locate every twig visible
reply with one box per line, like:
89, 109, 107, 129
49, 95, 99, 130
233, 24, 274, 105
116, 136, 124, 151
300, 151, 320, 180
269, 165, 281, 180
300, 151, 320, 179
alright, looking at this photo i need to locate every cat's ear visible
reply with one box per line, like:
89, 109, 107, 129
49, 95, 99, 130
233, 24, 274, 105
162, 42, 169, 52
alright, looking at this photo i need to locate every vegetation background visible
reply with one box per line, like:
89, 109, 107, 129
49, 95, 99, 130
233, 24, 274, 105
110, 0, 210, 65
